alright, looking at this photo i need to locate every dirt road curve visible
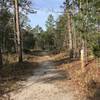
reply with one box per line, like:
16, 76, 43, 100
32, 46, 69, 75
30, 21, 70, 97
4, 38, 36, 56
10, 55, 77, 100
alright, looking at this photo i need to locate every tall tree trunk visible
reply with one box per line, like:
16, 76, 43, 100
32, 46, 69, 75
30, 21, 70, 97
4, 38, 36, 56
14, 0, 23, 62
13, 1, 18, 53
84, 0, 89, 64
65, 0, 73, 58
0, 0, 4, 67
63, 25, 68, 50
0, 48, 3, 68
1, 0, 4, 53
72, 20, 77, 58
67, 12, 73, 58
80, 0, 85, 72
81, 39, 85, 72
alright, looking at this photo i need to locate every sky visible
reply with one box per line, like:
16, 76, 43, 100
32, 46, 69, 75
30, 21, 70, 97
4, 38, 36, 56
28, 0, 65, 30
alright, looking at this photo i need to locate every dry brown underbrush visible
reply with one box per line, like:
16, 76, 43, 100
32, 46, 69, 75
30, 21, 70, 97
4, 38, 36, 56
54, 53, 100, 100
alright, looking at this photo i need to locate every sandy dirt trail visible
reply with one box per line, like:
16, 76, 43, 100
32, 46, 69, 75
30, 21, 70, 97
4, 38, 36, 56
10, 54, 77, 100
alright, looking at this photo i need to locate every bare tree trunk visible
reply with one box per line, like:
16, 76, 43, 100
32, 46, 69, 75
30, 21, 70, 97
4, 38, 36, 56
72, 16, 77, 58
0, 48, 3, 68
13, 1, 18, 53
0, 0, 4, 68
79, 0, 85, 72
81, 39, 85, 72
1, 0, 4, 52
63, 28, 68, 50
14, 0, 23, 62
67, 12, 73, 58
84, 0, 89, 65
13, 16, 18, 53
82, 37, 87, 64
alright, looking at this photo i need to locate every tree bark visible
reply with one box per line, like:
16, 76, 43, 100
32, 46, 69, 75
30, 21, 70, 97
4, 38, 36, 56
72, 13, 77, 58
0, 48, 3, 68
13, 1, 18, 53
67, 12, 73, 58
81, 39, 85, 72
14, 0, 23, 62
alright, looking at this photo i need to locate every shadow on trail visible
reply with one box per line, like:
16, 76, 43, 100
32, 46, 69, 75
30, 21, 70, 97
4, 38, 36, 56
37, 70, 70, 84
23, 49, 46, 56
0, 61, 39, 99
32, 60, 71, 84
87, 80, 100, 100
93, 87, 100, 100
24, 49, 60, 56
53, 57, 72, 66
44, 57, 79, 67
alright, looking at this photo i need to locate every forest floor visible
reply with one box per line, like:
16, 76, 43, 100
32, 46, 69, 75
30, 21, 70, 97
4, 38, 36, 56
0, 51, 100, 100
